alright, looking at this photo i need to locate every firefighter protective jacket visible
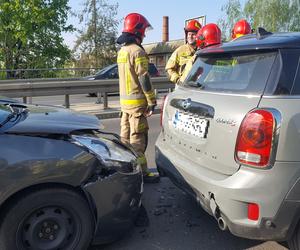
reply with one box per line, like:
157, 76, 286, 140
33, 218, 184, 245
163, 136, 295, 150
179, 54, 197, 83
165, 43, 196, 84
117, 43, 156, 114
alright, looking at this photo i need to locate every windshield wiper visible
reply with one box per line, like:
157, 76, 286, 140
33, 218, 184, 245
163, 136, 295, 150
0, 103, 28, 128
197, 83, 205, 89
187, 81, 205, 89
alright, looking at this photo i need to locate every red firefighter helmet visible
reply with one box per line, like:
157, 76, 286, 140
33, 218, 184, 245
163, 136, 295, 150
123, 13, 152, 38
232, 19, 251, 39
196, 23, 222, 48
184, 19, 202, 33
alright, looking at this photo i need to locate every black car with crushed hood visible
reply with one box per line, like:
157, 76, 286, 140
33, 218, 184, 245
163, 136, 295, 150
0, 98, 142, 250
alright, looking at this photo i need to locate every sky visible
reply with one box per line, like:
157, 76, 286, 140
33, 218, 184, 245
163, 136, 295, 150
64, 0, 246, 48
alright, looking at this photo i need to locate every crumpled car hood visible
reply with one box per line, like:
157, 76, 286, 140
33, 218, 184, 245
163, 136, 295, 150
5, 104, 103, 134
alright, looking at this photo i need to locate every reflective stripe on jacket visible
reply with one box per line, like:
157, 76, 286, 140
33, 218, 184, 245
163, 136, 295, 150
165, 44, 196, 84
117, 43, 156, 113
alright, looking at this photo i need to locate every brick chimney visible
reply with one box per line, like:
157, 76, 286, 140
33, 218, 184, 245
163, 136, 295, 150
162, 16, 169, 42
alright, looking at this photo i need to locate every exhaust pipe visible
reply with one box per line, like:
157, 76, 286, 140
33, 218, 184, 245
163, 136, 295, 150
209, 195, 228, 231
217, 216, 228, 231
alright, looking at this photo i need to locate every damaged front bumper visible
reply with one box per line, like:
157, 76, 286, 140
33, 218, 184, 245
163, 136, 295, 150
71, 131, 143, 243
83, 170, 143, 244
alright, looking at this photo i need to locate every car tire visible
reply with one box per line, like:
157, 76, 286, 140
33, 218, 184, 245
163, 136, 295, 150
0, 188, 94, 250
289, 222, 300, 250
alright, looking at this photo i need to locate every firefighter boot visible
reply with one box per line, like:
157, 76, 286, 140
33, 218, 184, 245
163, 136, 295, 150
143, 172, 160, 183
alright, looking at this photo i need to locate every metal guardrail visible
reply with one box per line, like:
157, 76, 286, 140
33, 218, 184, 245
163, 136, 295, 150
0, 77, 173, 108
0, 67, 99, 80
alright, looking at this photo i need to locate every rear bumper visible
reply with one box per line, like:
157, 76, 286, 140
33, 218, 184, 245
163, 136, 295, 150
83, 170, 143, 244
155, 145, 300, 241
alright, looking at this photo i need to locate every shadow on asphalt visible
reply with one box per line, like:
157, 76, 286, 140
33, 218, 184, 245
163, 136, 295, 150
90, 178, 288, 250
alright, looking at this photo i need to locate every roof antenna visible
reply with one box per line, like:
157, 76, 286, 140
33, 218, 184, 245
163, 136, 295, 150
256, 27, 273, 39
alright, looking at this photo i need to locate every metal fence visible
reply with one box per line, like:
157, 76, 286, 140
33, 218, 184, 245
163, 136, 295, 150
0, 68, 99, 80
0, 77, 173, 108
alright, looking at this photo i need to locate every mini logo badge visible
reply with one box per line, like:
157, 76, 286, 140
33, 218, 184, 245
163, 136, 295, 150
182, 98, 191, 110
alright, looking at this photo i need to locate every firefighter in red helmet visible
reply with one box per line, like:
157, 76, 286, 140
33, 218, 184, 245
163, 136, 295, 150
122, 13, 153, 39
116, 13, 159, 183
165, 19, 202, 84
185, 20, 202, 38
180, 23, 222, 82
232, 19, 251, 39
196, 23, 222, 49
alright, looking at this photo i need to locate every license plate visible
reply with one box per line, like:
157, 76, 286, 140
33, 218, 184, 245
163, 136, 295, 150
172, 110, 209, 138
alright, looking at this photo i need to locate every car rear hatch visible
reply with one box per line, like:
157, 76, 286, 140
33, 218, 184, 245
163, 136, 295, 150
163, 49, 278, 175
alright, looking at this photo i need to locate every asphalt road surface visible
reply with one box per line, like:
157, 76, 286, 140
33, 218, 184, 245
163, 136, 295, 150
89, 114, 288, 250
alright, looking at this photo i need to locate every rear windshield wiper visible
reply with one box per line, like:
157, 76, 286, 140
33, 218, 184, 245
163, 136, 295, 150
0, 103, 28, 128
187, 81, 205, 89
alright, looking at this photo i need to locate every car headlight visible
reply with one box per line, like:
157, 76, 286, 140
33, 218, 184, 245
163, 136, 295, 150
71, 135, 139, 173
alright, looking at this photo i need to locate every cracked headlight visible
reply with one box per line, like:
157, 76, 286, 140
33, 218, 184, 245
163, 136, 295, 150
72, 135, 139, 173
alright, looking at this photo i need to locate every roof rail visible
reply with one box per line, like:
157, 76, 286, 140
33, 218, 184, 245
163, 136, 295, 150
256, 27, 273, 39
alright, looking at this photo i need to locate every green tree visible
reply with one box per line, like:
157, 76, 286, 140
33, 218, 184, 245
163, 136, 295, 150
74, 0, 119, 69
289, 0, 300, 31
218, 0, 300, 41
217, 0, 243, 41
244, 0, 294, 32
0, 0, 74, 78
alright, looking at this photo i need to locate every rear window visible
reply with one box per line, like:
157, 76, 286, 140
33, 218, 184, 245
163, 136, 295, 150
183, 51, 277, 94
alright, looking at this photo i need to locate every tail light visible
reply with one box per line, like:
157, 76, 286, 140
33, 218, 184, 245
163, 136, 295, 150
160, 95, 167, 127
235, 109, 280, 168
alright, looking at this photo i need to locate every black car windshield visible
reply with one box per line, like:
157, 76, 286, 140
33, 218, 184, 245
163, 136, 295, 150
95, 64, 116, 75
0, 103, 28, 131
183, 51, 277, 94
0, 105, 12, 124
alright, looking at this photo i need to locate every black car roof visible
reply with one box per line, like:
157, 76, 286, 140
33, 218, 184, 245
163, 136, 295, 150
197, 32, 300, 56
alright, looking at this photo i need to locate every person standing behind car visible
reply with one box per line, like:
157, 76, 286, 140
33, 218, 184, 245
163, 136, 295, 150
179, 23, 222, 83
231, 19, 251, 40
116, 13, 160, 183
165, 20, 201, 84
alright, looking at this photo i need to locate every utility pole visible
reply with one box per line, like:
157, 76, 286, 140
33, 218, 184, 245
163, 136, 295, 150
92, 0, 98, 68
